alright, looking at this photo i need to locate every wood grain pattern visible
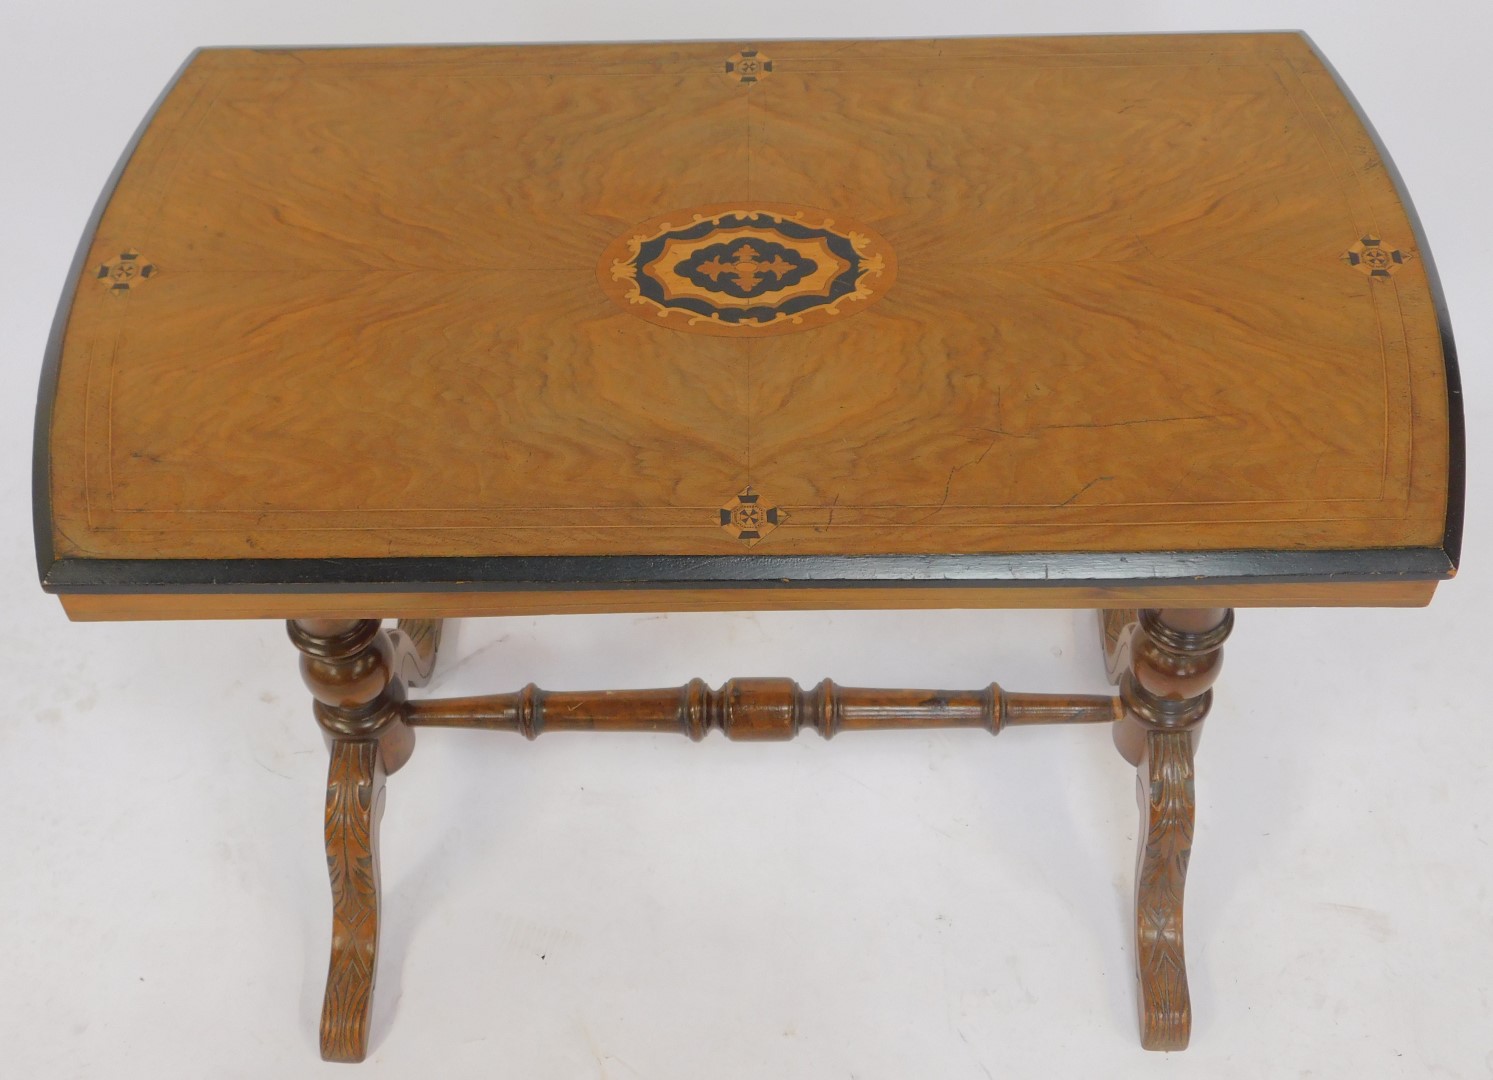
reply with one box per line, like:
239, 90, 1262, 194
39, 33, 1454, 599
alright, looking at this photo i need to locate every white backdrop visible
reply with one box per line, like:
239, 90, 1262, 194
1, 2, 1489, 1077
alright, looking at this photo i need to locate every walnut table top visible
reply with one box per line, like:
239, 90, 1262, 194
34, 33, 1463, 620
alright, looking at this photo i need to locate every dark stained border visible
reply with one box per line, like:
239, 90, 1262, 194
34, 39, 1462, 599
1301, 31, 1465, 573
41, 548, 1453, 594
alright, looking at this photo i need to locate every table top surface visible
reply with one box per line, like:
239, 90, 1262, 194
36, 33, 1462, 619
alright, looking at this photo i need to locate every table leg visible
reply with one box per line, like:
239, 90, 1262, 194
321, 739, 385, 1063
1111, 607, 1232, 1051
288, 619, 437, 1062
389, 618, 443, 688
284, 609, 1232, 1056
1099, 607, 1140, 687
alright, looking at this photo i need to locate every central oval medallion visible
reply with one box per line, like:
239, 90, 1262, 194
598, 204, 896, 336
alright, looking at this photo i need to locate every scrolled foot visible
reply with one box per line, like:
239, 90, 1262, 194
320, 739, 386, 1063
1135, 727, 1194, 1051
1117, 607, 1231, 1052
289, 618, 416, 1062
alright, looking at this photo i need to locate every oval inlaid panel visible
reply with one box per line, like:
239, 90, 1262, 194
598, 204, 896, 336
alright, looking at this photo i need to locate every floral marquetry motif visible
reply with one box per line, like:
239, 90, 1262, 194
599, 205, 895, 336
686, 240, 814, 296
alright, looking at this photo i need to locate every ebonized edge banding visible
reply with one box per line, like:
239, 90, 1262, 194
40, 547, 1454, 595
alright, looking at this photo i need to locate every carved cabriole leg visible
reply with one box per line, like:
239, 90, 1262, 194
1118, 608, 1232, 1052
288, 618, 436, 1063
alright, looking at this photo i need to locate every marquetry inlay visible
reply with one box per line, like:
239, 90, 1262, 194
599, 205, 895, 335
718, 486, 784, 545
723, 48, 773, 86
95, 249, 156, 293
1342, 235, 1412, 278
41, 36, 1455, 578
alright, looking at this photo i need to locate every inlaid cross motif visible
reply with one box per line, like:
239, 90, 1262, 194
732, 503, 764, 530
1342, 235, 1411, 279
724, 49, 773, 86
601, 205, 894, 333
96, 249, 157, 293
718, 486, 784, 545
697, 243, 796, 292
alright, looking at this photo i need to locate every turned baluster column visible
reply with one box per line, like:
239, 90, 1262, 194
287, 618, 420, 1063
1115, 607, 1233, 1052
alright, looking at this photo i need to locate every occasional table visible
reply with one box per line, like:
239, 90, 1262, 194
34, 33, 1461, 1061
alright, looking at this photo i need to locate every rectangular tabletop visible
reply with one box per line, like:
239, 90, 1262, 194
35, 33, 1462, 619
